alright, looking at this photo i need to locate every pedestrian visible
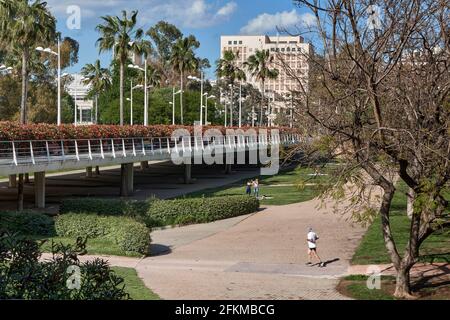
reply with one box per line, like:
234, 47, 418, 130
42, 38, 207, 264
246, 180, 252, 195
306, 227, 324, 267
253, 179, 259, 198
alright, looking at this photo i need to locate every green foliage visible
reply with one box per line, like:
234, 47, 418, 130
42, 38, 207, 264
0, 211, 54, 236
0, 233, 129, 300
55, 214, 151, 255
147, 195, 259, 227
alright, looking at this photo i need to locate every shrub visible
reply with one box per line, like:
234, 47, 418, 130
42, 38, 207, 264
0, 211, 55, 236
55, 214, 150, 255
60, 198, 152, 222
0, 232, 129, 300
147, 195, 259, 227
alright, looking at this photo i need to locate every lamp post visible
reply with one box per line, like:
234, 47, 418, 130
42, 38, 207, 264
127, 81, 143, 125
238, 82, 242, 128
36, 37, 62, 125
188, 73, 204, 125
203, 94, 215, 125
128, 62, 148, 126
171, 88, 182, 125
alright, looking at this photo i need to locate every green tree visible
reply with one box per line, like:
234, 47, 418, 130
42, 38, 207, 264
216, 50, 246, 126
96, 10, 143, 125
244, 49, 279, 126
0, 0, 56, 124
169, 36, 200, 124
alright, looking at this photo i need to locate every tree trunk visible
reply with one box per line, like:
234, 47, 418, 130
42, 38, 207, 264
407, 187, 415, 219
180, 70, 184, 125
20, 50, 29, 124
394, 264, 415, 298
260, 80, 265, 126
119, 63, 124, 125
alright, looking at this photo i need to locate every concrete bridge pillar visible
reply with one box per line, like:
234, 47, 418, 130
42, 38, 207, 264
86, 167, 93, 178
141, 161, 149, 170
34, 171, 46, 209
8, 175, 17, 188
120, 163, 134, 197
184, 164, 192, 184
224, 164, 232, 174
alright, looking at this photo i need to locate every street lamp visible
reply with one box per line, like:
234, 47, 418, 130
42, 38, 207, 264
0, 65, 13, 74
128, 61, 149, 126
188, 72, 204, 125
171, 88, 182, 125
203, 93, 215, 125
36, 37, 62, 125
127, 80, 143, 125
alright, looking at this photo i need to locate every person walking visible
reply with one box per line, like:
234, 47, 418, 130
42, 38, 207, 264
306, 227, 324, 267
246, 180, 252, 195
253, 179, 259, 198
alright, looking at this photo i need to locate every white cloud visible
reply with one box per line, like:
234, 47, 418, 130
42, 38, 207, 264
216, 2, 237, 17
240, 10, 316, 35
46, 0, 237, 29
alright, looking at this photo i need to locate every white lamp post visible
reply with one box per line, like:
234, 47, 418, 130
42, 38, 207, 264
171, 88, 182, 125
238, 82, 242, 128
203, 94, 215, 125
127, 81, 143, 125
188, 73, 204, 125
128, 61, 148, 126
36, 37, 62, 125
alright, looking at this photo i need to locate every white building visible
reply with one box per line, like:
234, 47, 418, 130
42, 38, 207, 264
220, 35, 311, 116
65, 74, 94, 125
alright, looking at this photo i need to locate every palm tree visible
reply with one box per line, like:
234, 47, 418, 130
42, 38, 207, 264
169, 36, 200, 124
0, 0, 56, 124
81, 59, 112, 124
96, 10, 143, 125
216, 50, 246, 127
244, 49, 279, 126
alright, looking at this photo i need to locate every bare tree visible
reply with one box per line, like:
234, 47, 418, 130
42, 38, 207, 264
285, 0, 449, 298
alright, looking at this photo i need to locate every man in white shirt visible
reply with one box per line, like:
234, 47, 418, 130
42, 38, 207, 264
306, 227, 324, 267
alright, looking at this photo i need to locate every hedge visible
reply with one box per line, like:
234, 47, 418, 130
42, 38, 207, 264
60, 198, 151, 220
0, 211, 55, 236
146, 195, 259, 227
55, 214, 151, 254
0, 121, 300, 141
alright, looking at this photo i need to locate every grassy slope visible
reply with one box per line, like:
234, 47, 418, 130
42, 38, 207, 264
183, 166, 331, 206
352, 182, 450, 264
111, 267, 160, 300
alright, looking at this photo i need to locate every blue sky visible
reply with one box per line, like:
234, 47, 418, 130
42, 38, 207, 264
46, 0, 313, 79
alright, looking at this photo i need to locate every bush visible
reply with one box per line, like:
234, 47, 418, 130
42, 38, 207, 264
0, 232, 129, 300
55, 214, 150, 255
0, 211, 55, 236
147, 195, 259, 227
60, 198, 151, 219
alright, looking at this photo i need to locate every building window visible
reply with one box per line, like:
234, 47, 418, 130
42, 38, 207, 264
281, 48, 285, 52
270, 48, 275, 52
286, 47, 290, 52
291, 47, 296, 52
228, 41, 232, 45
239, 40, 242, 44
233, 41, 237, 45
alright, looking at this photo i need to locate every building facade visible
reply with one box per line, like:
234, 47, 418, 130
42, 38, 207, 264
65, 74, 94, 125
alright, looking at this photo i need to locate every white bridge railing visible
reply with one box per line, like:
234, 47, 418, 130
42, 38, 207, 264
0, 133, 302, 170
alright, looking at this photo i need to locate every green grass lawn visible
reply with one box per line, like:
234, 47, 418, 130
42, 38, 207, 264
352, 182, 450, 265
111, 267, 160, 300
37, 237, 143, 258
184, 166, 332, 205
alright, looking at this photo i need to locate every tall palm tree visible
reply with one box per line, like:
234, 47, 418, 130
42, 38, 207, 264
216, 50, 246, 127
244, 49, 279, 126
0, 0, 56, 124
169, 36, 200, 124
96, 10, 143, 125
81, 59, 112, 124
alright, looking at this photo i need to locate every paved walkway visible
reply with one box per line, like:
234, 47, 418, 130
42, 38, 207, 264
43, 197, 370, 300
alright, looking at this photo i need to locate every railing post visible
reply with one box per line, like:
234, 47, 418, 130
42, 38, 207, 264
12, 142, 17, 166
111, 139, 116, 159
132, 139, 136, 157
159, 138, 162, 155
141, 138, 146, 156
74, 140, 80, 161
100, 139, 105, 159
167, 138, 170, 154
60, 141, 65, 161
150, 139, 154, 154
88, 140, 93, 160
45, 141, 50, 162
30, 141, 35, 165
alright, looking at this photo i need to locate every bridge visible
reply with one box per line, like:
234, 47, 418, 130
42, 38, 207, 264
0, 132, 302, 208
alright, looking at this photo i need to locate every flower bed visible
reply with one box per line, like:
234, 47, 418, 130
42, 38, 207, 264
0, 121, 300, 141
